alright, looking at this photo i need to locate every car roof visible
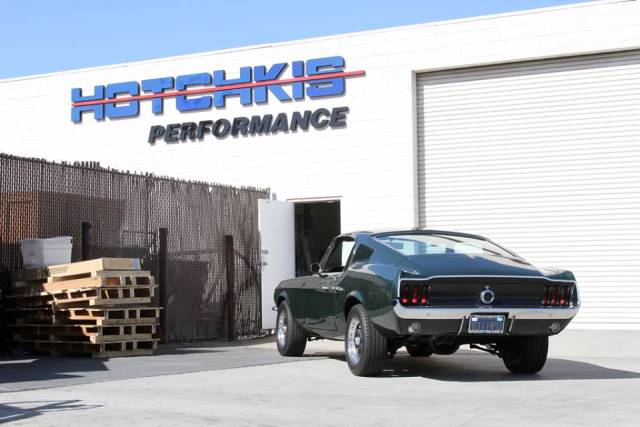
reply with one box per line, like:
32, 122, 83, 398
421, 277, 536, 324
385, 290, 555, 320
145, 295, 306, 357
344, 228, 491, 241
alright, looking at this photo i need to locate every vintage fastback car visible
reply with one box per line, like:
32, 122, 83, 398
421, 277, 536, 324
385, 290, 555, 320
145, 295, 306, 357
273, 229, 579, 376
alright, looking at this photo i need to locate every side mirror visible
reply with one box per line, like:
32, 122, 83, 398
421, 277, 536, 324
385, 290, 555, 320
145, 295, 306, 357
311, 263, 321, 274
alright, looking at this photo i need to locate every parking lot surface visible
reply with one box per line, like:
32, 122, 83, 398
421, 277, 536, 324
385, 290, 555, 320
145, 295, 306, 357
1, 330, 639, 426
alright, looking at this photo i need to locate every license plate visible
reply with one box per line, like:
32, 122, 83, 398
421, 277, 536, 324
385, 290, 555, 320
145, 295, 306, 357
468, 314, 506, 334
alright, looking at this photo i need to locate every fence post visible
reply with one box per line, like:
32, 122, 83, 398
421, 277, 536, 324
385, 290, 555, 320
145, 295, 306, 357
81, 222, 92, 261
158, 228, 168, 344
225, 235, 236, 341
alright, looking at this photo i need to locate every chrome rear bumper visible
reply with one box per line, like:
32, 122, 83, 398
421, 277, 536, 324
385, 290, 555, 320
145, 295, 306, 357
393, 304, 579, 320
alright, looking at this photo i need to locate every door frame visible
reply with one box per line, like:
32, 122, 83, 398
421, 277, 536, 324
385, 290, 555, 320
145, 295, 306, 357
291, 197, 342, 277
287, 196, 342, 204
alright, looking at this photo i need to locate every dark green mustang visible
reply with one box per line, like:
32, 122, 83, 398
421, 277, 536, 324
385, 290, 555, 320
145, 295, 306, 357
274, 229, 580, 376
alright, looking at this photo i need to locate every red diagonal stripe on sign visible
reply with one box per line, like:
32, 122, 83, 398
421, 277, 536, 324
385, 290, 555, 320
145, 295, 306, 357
72, 70, 366, 107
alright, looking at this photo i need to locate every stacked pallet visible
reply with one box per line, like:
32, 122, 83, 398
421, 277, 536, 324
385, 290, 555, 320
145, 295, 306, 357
8, 258, 160, 357
5, 268, 53, 342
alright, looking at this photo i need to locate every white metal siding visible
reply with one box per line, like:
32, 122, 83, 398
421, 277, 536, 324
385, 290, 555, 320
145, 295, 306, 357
417, 50, 640, 329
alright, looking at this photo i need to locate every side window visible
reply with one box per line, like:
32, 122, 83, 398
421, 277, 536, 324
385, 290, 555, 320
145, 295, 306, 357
352, 244, 374, 263
323, 239, 355, 273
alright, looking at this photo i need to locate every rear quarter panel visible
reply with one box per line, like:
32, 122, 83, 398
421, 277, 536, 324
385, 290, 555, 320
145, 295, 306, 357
336, 261, 402, 336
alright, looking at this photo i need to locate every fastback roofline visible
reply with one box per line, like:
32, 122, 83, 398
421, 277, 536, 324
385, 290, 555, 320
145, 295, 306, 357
364, 229, 490, 242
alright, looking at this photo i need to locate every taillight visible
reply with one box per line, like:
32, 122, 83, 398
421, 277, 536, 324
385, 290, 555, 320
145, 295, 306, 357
411, 285, 419, 304
401, 286, 409, 305
542, 285, 574, 307
400, 281, 430, 306
420, 286, 429, 305
559, 287, 568, 305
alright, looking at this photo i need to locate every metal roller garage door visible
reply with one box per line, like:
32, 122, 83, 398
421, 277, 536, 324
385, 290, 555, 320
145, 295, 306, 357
417, 50, 640, 329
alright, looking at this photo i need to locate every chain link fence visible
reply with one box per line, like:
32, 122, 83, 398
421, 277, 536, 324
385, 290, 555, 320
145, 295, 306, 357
0, 153, 268, 343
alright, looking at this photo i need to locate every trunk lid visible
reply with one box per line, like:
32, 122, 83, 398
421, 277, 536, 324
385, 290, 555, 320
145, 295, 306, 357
407, 253, 543, 277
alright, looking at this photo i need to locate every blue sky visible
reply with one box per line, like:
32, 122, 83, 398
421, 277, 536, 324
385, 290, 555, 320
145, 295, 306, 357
0, 0, 588, 79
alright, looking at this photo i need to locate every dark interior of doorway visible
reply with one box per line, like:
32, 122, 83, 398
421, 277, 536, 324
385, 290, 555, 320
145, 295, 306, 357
294, 200, 340, 276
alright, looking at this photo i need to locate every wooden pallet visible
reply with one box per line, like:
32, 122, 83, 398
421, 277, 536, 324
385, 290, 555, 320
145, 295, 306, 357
5, 296, 53, 308
8, 258, 160, 359
53, 307, 161, 326
47, 269, 152, 284
10, 275, 154, 297
4, 307, 54, 325
45, 272, 154, 289
4, 290, 52, 300
49, 286, 155, 306
7, 282, 47, 296
12, 324, 156, 343
14, 338, 158, 358
11, 268, 48, 285
47, 258, 141, 279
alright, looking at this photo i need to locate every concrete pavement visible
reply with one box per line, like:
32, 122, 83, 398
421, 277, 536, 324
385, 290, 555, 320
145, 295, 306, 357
1, 330, 639, 426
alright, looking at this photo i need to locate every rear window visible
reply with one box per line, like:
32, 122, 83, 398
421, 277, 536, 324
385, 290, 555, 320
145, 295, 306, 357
374, 233, 515, 259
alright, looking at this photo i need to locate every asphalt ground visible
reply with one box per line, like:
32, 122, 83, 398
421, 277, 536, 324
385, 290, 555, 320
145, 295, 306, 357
0, 330, 639, 426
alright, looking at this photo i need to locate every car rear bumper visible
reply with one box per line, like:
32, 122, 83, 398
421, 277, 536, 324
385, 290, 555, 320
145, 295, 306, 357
393, 305, 579, 320
378, 304, 580, 337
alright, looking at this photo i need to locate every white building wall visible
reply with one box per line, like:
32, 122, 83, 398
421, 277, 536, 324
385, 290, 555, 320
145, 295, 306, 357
1, 1, 639, 234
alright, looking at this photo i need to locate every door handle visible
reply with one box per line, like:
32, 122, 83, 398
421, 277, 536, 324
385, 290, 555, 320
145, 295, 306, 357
320, 286, 330, 290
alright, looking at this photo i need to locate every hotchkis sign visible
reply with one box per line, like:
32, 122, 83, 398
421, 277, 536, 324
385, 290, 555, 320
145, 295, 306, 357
147, 107, 349, 144
70, 56, 364, 144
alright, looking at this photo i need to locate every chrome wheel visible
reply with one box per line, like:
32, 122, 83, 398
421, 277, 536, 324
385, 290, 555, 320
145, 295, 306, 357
347, 315, 363, 365
345, 304, 387, 376
276, 310, 288, 348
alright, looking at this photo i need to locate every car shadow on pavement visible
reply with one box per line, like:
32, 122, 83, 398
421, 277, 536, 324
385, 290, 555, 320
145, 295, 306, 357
0, 400, 101, 424
320, 350, 640, 381
383, 352, 640, 381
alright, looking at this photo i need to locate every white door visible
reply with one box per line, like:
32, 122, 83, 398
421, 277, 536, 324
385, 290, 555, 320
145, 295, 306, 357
259, 199, 295, 331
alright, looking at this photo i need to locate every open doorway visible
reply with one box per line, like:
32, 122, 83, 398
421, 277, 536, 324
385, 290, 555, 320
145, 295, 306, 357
294, 200, 341, 276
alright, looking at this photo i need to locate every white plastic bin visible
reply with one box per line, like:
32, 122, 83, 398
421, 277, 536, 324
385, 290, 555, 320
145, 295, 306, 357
20, 236, 73, 269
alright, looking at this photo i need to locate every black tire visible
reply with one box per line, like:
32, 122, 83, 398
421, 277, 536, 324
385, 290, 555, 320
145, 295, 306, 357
345, 304, 388, 376
501, 336, 548, 374
275, 301, 306, 357
405, 344, 432, 357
